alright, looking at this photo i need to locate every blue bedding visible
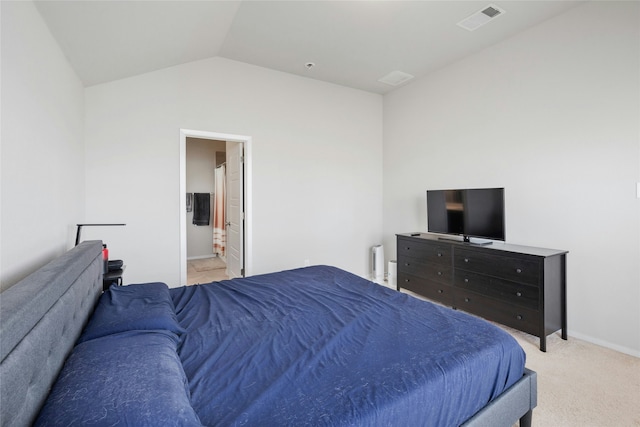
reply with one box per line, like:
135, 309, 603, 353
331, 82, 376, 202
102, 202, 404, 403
36, 330, 202, 426
170, 265, 525, 427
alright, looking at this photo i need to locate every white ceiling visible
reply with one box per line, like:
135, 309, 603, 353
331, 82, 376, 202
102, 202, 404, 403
34, 1, 584, 94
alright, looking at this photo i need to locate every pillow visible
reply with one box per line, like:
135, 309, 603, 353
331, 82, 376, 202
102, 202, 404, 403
35, 330, 202, 426
78, 282, 185, 343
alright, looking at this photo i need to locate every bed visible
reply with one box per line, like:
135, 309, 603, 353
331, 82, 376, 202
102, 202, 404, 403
0, 241, 536, 426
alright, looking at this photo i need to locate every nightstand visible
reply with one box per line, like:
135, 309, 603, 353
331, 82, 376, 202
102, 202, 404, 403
103, 266, 125, 291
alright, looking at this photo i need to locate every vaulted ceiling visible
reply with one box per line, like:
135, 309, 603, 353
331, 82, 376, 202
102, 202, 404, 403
35, 1, 583, 94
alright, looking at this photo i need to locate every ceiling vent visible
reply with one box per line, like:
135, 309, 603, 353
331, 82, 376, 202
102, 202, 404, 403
378, 70, 415, 86
457, 4, 506, 31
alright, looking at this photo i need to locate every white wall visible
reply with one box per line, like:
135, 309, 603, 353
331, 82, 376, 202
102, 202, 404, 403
383, 1, 640, 356
84, 57, 383, 286
0, 1, 85, 291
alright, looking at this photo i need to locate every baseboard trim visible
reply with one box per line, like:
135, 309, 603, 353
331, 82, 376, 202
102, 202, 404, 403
187, 254, 217, 261
568, 330, 640, 358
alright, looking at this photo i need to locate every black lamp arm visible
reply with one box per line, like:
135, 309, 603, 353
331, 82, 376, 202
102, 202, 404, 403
75, 224, 126, 246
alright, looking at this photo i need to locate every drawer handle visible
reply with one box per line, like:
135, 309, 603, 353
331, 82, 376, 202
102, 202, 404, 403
438, 289, 443, 294
405, 262, 410, 266
516, 291, 522, 297
516, 314, 523, 320
464, 278, 469, 283
464, 297, 470, 302
406, 247, 411, 250
516, 268, 522, 274
464, 258, 469, 263
437, 271, 442, 276
404, 278, 410, 283
437, 253, 443, 257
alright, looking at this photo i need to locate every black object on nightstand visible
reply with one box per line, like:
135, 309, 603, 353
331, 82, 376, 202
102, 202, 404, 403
103, 262, 126, 291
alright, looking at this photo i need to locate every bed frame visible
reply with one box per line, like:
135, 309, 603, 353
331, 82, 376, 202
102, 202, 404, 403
0, 241, 103, 427
0, 240, 536, 427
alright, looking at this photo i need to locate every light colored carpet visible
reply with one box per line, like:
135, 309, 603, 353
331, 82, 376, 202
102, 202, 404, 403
505, 327, 640, 427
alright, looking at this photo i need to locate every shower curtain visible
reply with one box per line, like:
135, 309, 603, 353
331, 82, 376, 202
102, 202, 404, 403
213, 165, 226, 257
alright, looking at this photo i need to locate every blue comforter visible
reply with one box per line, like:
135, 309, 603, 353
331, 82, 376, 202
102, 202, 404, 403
170, 266, 525, 427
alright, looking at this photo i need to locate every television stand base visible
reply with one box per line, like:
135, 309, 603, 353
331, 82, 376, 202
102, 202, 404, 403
463, 240, 493, 246
436, 236, 493, 246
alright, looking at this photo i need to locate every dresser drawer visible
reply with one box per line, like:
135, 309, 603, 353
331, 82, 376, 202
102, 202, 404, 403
454, 248, 540, 286
454, 290, 539, 337
397, 233, 567, 352
397, 238, 451, 265
398, 273, 453, 306
399, 257, 452, 285
454, 269, 539, 310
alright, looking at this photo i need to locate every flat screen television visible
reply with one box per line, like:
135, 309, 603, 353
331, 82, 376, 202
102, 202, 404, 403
426, 188, 505, 243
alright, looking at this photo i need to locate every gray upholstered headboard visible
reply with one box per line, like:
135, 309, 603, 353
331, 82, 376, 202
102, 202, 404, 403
0, 240, 103, 427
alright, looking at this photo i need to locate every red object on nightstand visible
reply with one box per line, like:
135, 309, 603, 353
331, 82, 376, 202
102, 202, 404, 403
102, 244, 109, 274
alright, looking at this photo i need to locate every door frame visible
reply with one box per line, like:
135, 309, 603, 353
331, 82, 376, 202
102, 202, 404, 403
179, 129, 252, 286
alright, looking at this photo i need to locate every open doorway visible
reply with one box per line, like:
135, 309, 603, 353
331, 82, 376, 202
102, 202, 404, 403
185, 137, 228, 285
179, 129, 252, 286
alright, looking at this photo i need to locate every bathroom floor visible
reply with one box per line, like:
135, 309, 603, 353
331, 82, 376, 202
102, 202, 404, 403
186, 257, 229, 285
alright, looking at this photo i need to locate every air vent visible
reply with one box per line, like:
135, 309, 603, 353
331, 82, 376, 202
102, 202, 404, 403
457, 4, 506, 31
482, 6, 502, 18
378, 70, 415, 86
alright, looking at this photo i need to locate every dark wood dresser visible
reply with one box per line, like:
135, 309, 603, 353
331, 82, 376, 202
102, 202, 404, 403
397, 233, 568, 351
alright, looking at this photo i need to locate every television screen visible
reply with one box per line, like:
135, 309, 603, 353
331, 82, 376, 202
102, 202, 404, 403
427, 188, 505, 242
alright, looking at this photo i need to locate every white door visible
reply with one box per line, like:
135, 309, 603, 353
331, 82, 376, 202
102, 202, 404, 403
225, 141, 244, 278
